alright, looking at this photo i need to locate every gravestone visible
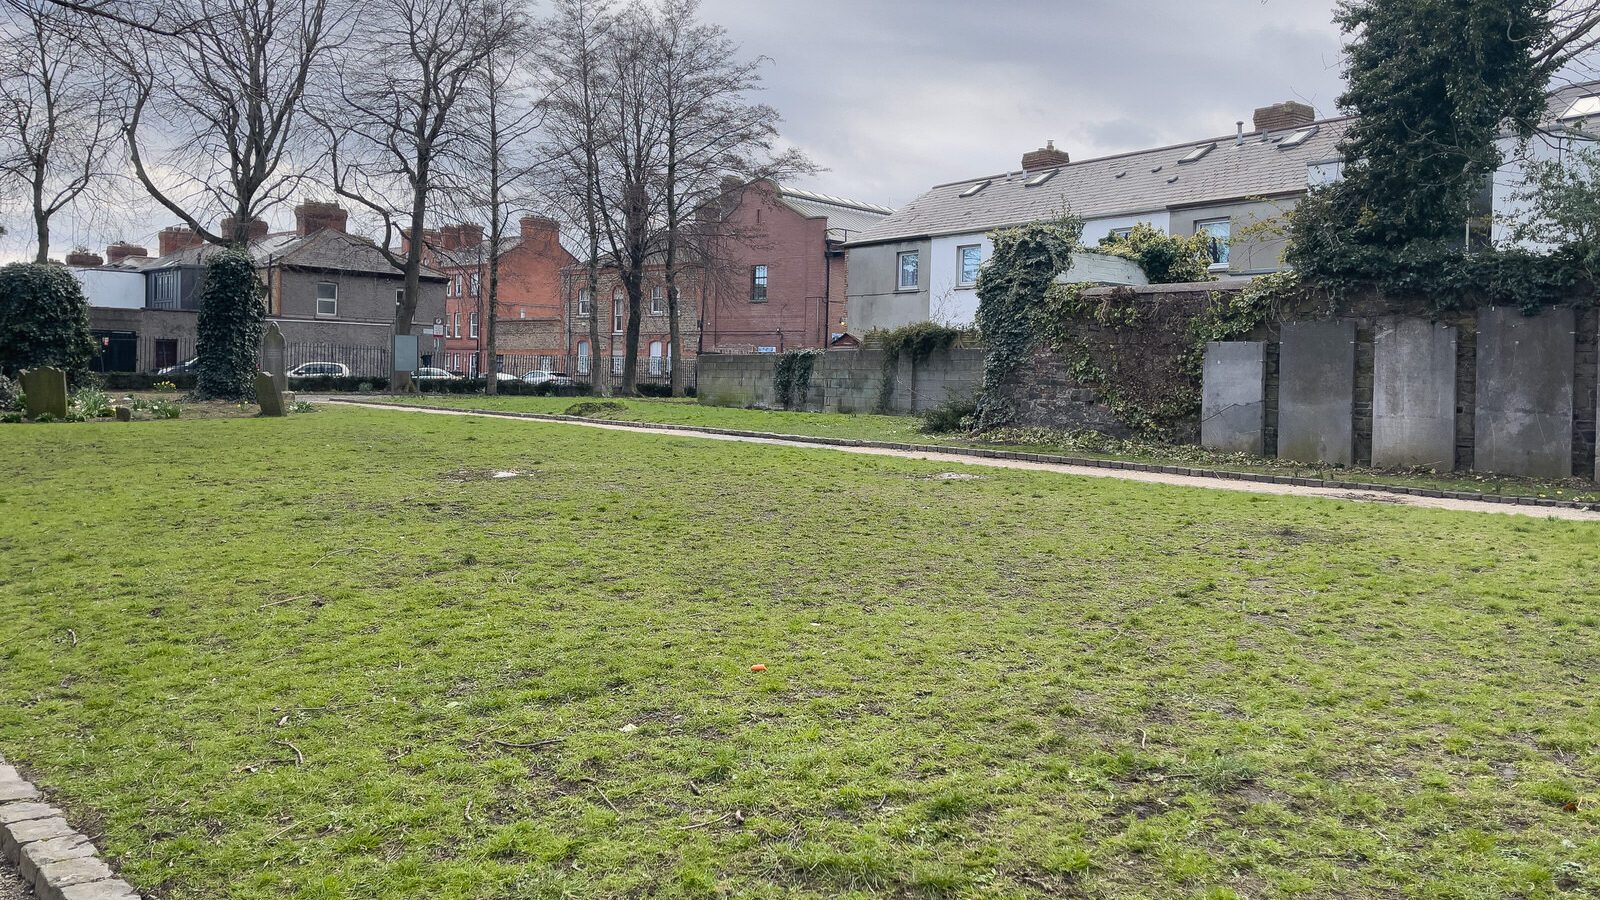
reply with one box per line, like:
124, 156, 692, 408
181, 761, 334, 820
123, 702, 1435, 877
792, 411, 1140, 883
255, 371, 289, 417
1372, 318, 1456, 469
1277, 320, 1356, 466
1201, 341, 1266, 455
20, 367, 68, 419
1474, 306, 1574, 478
261, 322, 287, 395
114, 406, 132, 422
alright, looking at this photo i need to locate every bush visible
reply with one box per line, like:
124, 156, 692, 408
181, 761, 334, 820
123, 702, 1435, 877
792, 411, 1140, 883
148, 399, 181, 419
563, 400, 626, 418
0, 374, 20, 411
918, 397, 977, 434
71, 387, 113, 418
0, 262, 98, 378
194, 249, 265, 400
287, 375, 391, 393
1, 412, 22, 424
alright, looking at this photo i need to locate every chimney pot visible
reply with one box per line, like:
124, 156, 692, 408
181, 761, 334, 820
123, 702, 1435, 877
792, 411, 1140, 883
1253, 101, 1316, 133
520, 215, 559, 243
1021, 140, 1071, 172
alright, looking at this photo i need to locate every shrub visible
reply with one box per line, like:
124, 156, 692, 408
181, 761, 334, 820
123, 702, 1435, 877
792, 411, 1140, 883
152, 380, 178, 393
0, 262, 98, 378
917, 397, 977, 434
1, 412, 22, 424
194, 249, 265, 400
0, 374, 20, 411
1097, 223, 1216, 284
149, 400, 181, 419
869, 321, 965, 413
563, 400, 626, 418
71, 387, 113, 418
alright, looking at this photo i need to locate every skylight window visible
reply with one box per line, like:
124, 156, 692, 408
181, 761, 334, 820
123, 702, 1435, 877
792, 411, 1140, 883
1560, 95, 1600, 121
1024, 170, 1057, 187
959, 180, 991, 198
1278, 125, 1320, 149
1178, 142, 1215, 164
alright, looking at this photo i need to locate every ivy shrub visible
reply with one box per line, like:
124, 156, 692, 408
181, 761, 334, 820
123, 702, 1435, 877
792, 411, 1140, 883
194, 249, 266, 400
0, 262, 98, 378
1097, 223, 1215, 284
972, 216, 1083, 428
771, 349, 822, 409
869, 321, 963, 413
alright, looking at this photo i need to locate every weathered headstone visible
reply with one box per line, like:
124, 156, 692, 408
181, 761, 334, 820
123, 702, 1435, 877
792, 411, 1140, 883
255, 371, 287, 417
114, 406, 132, 422
261, 322, 287, 395
1475, 306, 1574, 478
1372, 318, 1457, 470
20, 367, 68, 419
1277, 320, 1356, 466
1201, 341, 1267, 455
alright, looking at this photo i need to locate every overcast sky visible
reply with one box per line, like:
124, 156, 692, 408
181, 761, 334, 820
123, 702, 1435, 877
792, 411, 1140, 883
0, 0, 1351, 259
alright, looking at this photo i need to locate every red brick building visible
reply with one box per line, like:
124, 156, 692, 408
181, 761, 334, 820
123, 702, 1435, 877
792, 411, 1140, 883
424, 216, 576, 376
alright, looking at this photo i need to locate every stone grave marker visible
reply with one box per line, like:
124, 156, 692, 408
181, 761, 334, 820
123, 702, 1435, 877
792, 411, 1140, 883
114, 406, 132, 422
255, 371, 289, 417
20, 367, 68, 419
261, 322, 288, 395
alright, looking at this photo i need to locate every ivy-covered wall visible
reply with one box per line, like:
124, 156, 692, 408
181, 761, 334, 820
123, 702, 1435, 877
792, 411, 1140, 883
698, 348, 985, 415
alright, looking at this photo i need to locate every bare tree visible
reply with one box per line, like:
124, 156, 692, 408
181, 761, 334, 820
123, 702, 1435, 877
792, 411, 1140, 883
323, 0, 518, 390
0, 0, 119, 262
117, 0, 344, 245
650, 0, 809, 395
1539, 1, 1600, 77
535, 0, 614, 395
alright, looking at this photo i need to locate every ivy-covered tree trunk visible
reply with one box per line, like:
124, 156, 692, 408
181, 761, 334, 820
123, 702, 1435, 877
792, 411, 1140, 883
0, 262, 98, 380
194, 249, 266, 400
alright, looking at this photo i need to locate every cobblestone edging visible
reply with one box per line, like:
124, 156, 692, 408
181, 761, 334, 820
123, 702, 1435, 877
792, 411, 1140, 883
323, 398, 1600, 514
0, 755, 140, 900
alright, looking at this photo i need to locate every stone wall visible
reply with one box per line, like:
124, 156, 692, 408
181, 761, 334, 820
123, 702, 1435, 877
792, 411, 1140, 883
698, 348, 985, 415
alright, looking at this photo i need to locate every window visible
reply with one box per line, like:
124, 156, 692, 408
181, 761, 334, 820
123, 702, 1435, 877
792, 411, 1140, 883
1178, 142, 1215, 164
956, 246, 981, 287
518, 307, 526, 319
1560, 94, 1600, 120
395, 288, 404, 307
316, 282, 337, 316
648, 341, 664, 375
153, 339, 178, 370
1196, 219, 1231, 268
751, 265, 768, 302
454, 274, 463, 296
611, 354, 624, 374
150, 270, 181, 310
612, 289, 624, 333
469, 272, 480, 295
453, 311, 461, 338
1107, 227, 1133, 241
897, 251, 920, 290
958, 180, 990, 198
1024, 169, 1057, 187
1277, 125, 1320, 149
576, 340, 591, 375
578, 289, 591, 316
469, 311, 478, 338
651, 285, 665, 314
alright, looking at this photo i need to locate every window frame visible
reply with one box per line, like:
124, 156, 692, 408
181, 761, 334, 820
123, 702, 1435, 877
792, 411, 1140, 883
452, 311, 461, 338
469, 272, 480, 296
612, 289, 624, 334
315, 281, 338, 317
469, 310, 479, 339
650, 285, 665, 314
577, 289, 591, 317
896, 250, 920, 291
1195, 218, 1232, 270
955, 245, 982, 288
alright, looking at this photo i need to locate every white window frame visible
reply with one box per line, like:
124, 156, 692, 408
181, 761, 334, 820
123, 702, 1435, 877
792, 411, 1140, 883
648, 340, 664, 375
394, 288, 404, 307
577, 289, 591, 317
612, 289, 624, 334
896, 250, 920, 291
1108, 227, 1134, 241
315, 281, 338, 317
453, 311, 461, 338
611, 354, 624, 374
469, 272, 480, 296
469, 311, 479, 338
1195, 218, 1232, 270
751, 265, 769, 303
650, 285, 665, 314
955, 245, 981, 288
576, 340, 591, 375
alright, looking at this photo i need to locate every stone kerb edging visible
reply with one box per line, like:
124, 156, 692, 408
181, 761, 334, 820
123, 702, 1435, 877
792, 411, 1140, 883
0, 754, 140, 900
320, 397, 1600, 513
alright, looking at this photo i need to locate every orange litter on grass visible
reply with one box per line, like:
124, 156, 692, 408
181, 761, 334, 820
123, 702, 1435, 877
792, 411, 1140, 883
750, 664, 767, 672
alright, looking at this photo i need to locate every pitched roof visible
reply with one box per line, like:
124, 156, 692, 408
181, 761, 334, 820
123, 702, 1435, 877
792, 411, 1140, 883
147, 229, 447, 280
775, 187, 894, 242
848, 117, 1351, 246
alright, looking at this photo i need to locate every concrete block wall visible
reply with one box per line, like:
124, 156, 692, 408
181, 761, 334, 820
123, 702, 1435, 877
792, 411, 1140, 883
697, 348, 985, 415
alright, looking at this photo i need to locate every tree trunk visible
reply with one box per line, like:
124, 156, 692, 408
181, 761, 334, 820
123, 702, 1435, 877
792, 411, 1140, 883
485, 259, 498, 395
621, 275, 643, 394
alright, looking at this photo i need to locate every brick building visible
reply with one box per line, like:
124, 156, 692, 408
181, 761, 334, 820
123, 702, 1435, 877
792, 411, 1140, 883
421, 215, 576, 376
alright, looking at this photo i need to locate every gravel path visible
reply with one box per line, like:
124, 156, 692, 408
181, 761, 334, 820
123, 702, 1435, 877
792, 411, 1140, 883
321, 399, 1600, 522
0, 859, 33, 900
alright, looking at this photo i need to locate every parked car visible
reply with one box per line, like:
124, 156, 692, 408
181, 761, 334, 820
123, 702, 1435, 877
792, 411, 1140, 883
156, 357, 198, 376
492, 372, 520, 382
412, 367, 458, 381
522, 370, 575, 387
286, 362, 350, 378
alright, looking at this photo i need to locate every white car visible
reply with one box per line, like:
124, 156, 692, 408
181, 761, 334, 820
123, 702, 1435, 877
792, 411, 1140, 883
286, 362, 350, 378
522, 370, 575, 387
412, 367, 457, 381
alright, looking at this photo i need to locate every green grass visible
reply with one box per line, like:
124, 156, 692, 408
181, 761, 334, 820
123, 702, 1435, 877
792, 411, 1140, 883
356, 394, 1600, 503
2, 407, 1598, 899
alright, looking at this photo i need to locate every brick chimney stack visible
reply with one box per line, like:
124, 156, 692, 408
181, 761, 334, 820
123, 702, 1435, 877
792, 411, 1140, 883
520, 215, 559, 245
294, 201, 348, 237
220, 215, 269, 244
1253, 101, 1316, 132
158, 226, 204, 257
106, 242, 149, 265
65, 249, 104, 267
455, 223, 484, 249
1021, 140, 1070, 172
439, 225, 462, 251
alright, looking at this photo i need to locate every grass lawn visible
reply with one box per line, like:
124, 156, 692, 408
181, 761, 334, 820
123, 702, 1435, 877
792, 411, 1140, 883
359, 393, 1600, 504
1, 406, 1598, 899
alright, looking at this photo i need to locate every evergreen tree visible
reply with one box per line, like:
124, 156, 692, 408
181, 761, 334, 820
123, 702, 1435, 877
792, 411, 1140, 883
194, 249, 265, 399
0, 262, 97, 378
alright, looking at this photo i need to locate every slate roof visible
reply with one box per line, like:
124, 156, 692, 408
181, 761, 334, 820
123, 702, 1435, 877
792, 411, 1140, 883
848, 117, 1352, 247
148, 229, 447, 280
776, 187, 894, 242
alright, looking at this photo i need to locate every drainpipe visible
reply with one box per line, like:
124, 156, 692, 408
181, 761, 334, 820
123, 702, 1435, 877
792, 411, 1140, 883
821, 244, 831, 348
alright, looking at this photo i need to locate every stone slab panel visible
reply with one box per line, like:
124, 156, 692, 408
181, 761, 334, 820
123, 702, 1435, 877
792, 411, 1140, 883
37, 857, 116, 900
59, 880, 139, 900
20, 367, 68, 419
1277, 320, 1356, 465
1201, 342, 1266, 455
1475, 307, 1574, 478
2, 816, 75, 862
19, 835, 95, 884
1372, 318, 1458, 469
0, 803, 59, 826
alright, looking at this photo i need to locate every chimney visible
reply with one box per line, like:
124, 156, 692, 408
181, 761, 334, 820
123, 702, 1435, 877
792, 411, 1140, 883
1021, 140, 1070, 172
106, 242, 149, 265
158, 226, 204, 257
401, 227, 440, 256
456, 223, 483, 249
293, 201, 348, 237
520, 215, 559, 245
219, 215, 269, 244
65, 249, 104, 267
439, 225, 462, 251
1253, 101, 1316, 133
